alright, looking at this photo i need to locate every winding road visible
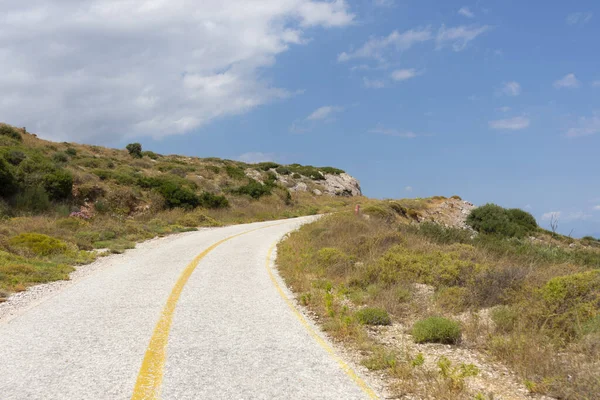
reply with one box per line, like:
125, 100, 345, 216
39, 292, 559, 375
0, 217, 378, 399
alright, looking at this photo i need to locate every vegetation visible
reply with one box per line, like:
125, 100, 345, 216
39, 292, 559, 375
0, 123, 358, 300
412, 317, 461, 344
355, 307, 391, 326
277, 199, 600, 399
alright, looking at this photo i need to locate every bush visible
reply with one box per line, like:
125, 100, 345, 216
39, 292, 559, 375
320, 166, 345, 175
142, 150, 160, 160
292, 173, 301, 179
288, 164, 325, 180
13, 186, 51, 212
256, 162, 280, 171
276, 166, 291, 175
4, 150, 26, 166
9, 233, 69, 257
52, 152, 69, 163
43, 169, 73, 200
231, 179, 272, 199
65, 148, 77, 156
355, 307, 391, 326
491, 306, 518, 333
198, 192, 229, 209
126, 143, 143, 158
155, 182, 199, 209
225, 165, 246, 180
0, 125, 22, 141
412, 317, 461, 344
0, 158, 18, 197
466, 204, 537, 238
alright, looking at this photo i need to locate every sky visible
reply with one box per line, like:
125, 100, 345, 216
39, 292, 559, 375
0, 0, 599, 237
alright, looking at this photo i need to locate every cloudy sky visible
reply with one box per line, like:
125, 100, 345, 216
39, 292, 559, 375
1, 0, 599, 236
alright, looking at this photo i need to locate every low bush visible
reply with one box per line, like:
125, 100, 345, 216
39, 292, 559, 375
276, 166, 291, 175
155, 182, 199, 209
412, 317, 461, 344
13, 186, 51, 212
231, 179, 272, 199
0, 124, 22, 141
466, 204, 537, 238
65, 148, 77, 156
491, 306, 518, 333
52, 152, 69, 163
43, 169, 73, 200
320, 166, 345, 175
225, 165, 246, 180
288, 164, 325, 180
256, 162, 280, 171
142, 150, 160, 160
198, 192, 229, 209
8, 233, 69, 257
355, 307, 391, 325
4, 150, 27, 166
0, 158, 18, 197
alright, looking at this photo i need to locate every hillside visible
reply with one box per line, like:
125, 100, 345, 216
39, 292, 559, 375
0, 123, 361, 298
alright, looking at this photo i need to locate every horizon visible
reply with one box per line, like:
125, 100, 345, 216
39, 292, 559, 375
1, 0, 598, 237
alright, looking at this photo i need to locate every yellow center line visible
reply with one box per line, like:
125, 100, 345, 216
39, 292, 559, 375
265, 242, 379, 399
131, 222, 287, 400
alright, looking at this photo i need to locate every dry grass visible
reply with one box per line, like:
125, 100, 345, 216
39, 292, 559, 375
276, 207, 600, 399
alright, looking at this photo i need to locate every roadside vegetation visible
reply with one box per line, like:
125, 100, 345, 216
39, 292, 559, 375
0, 123, 355, 299
277, 199, 600, 399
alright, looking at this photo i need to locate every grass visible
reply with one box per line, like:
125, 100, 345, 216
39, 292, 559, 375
276, 205, 600, 398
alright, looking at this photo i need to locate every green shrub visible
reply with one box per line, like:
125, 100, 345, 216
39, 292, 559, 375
288, 164, 325, 180
466, 204, 537, 238
52, 152, 69, 163
418, 222, 472, 244
319, 166, 345, 175
126, 143, 143, 158
491, 306, 518, 333
292, 173, 301, 179
142, 150, 160, 160
9, 233, 69, 257
355, 307, 391, 325
256, 162, 280, 171
206, 165, 220, 174
155, 182, 199, 209
43, 169, 73, 200
4, 150, 26, 166
276, 166, 291, 175
225, 165, 246, 180
198, 192, 229, 209
231, 179, 272, 199
13, 186, 51, 212
0, 125, 22, 141
412, 317, 461, 344
65, 148, 77, 156
0, 158, 18, 197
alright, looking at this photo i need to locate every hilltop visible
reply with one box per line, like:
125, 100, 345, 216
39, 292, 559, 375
0, 123, 362, 298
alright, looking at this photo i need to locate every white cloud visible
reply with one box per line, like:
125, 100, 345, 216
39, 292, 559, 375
565, 211, 592, 221
489, 116, 530, 130
458, 7, 475, 18
524, 204, 532, 210
592, 81, 600, 87
405, 186, 413, 192
593, 205, 600, 211
363, 78, 386, 89
554, 73, 580, 89
566, 114, 600, 138
306, 105, 344, 120
541, 211, 561, 221
238, 152, 276, 163
497, 106, 511, 112
0, 0, 353, 143
436, 24, 490, 51
567, 12, 593, 25
391, 69, 420, 81
369, 126, 419, 138
501, 81, 521, 96
338, 28, 433, 62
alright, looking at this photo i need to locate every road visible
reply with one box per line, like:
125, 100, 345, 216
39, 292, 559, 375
0, 217, 378, 399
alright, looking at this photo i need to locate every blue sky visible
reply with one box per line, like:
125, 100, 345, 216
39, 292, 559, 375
1, 0, 598, 236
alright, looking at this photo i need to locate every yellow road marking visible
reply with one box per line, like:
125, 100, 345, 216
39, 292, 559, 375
132, 223, 286, 400
265, 243, 380, 399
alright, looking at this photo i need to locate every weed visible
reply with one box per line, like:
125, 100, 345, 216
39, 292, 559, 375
8, 233, 69, 257
412, 317, 461, 344
355, 307, 391, 325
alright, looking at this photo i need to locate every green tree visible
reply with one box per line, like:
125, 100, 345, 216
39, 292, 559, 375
126, 143, 143, 158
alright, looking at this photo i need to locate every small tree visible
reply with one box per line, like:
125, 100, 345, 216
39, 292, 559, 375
126, 143, 143, 158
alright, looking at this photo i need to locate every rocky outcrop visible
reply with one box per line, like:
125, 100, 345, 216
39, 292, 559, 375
321, 173, 362, 197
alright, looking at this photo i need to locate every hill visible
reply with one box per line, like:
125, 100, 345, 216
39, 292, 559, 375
0, 123, 361, 298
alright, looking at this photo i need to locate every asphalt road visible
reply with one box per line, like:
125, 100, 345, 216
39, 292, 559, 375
0, 217, 377, 399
